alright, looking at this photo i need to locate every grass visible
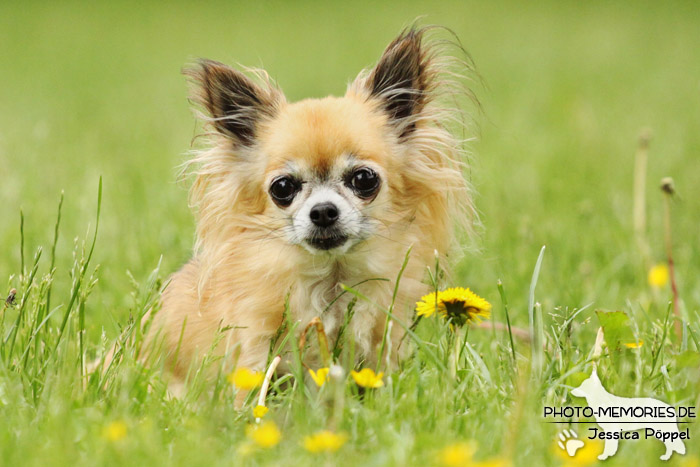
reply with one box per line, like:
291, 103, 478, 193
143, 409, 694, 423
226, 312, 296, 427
1, 0, 699, 465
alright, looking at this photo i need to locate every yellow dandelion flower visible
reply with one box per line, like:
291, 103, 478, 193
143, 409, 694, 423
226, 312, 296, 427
246, 421, 281, 448
648, 264, 669, 288
228, 367, 264, 390
303, 430, 348, 453
624, 340, 643, 349
102, 420, 127, 442
350, 368, 384, 388
439, 442, 476, 467
416, 287, 491, 327
308, 367, 330, 387
416, 291, 441, 317
252, 405, 269, 418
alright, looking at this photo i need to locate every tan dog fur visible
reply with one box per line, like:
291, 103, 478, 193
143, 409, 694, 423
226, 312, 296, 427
128, 27, 474, 395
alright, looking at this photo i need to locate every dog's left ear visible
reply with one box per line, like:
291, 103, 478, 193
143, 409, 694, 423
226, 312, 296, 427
358, 28, 434, 138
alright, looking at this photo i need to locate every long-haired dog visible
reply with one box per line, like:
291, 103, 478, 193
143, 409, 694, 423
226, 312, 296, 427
117, 26, 475, 397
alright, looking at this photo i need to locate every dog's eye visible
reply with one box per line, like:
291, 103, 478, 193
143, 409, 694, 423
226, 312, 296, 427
348, 167, 380, 199
269, 176, 300, 207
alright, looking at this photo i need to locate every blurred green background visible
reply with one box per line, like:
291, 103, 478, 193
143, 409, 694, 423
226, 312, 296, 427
2, 0, 699, 335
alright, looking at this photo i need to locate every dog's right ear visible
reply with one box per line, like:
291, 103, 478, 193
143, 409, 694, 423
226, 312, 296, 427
184, 59, 283, 146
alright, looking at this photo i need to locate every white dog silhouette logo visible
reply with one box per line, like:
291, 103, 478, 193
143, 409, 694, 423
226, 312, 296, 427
571, 369, 686, 461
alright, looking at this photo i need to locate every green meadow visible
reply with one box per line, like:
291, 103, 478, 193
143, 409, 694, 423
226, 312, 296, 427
1, 1, 699, 465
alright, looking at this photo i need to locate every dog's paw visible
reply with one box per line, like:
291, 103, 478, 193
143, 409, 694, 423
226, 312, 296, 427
557, 429, 585, 457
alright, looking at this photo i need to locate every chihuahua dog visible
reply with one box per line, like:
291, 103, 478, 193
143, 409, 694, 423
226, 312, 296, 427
132, 26, 474, 393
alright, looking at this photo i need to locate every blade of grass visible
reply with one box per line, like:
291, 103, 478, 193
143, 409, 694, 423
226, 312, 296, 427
7, 247, 42, 360
497, 279, 516, 363
649, 301, 673, 377
528, 246, 546, 375
53, 177, 102, 354
377, 246, 412, 372
19, 209, 25, 276
45, 191, 64, 313
341, 284, 446, 372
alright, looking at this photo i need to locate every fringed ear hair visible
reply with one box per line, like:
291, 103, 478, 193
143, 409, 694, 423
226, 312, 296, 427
184, 59, 283, 146
363, 27, 435, 138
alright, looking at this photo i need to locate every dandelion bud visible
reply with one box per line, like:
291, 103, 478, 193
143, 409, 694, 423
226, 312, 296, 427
638, 127, 652, 149
660, 177, 675, 195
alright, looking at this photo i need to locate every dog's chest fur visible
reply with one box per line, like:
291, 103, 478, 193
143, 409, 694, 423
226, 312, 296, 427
288, 260, 387, 362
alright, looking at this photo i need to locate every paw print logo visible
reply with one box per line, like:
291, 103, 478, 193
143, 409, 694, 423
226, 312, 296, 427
557, 429, 585, 457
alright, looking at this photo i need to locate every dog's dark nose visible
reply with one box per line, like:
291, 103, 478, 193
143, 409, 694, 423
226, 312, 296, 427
310, 202, 339, 227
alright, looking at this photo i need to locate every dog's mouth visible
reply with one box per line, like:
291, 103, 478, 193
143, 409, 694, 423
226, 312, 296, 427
306, 229, 348, 251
